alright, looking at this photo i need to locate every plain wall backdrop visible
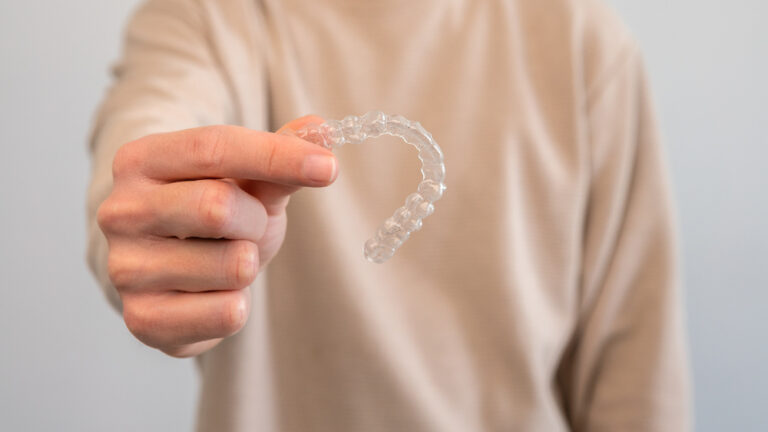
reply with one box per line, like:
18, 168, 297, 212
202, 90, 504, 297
0, 1, 765, 430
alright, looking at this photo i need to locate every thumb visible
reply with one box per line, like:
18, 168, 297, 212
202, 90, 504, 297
238, 115, 335, 215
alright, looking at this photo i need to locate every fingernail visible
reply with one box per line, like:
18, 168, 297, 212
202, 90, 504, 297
238, 248, 257, 284
302, 155, 337, 183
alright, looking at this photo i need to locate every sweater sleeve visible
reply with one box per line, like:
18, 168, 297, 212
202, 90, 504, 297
561, 44, 692, 431
86, 0, 235, 311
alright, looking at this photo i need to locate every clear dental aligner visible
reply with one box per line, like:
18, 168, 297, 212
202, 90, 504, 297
285, 111, 446, 263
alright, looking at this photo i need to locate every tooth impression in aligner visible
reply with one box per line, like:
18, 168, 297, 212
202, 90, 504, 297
284, 111, 446, 263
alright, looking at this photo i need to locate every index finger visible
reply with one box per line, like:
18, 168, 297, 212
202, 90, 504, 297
129, 125, 337, 186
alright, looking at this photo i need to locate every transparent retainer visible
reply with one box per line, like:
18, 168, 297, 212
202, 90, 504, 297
283, 111, 446, 263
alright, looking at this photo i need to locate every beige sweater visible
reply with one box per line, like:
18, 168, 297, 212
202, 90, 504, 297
87, 0, 691, 430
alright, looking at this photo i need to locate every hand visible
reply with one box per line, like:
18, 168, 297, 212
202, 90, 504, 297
97, 116, 336, 357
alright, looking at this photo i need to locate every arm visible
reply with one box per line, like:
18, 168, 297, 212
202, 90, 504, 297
559, 46, 691, 431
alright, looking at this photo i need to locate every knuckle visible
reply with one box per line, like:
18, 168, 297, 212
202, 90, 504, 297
263, 139, 280, 178
96, 198, 119, 232
122, 300, 151, 342
226, 240, 259, 288
112, 141, 142, 179
107, 247, 147, 290
107, 251, 134, 290
199, 181, 237, 235
96, 194, 152, 234
191, 126, 230, 172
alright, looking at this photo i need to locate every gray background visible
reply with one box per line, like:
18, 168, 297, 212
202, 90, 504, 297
0, 0, 765, 430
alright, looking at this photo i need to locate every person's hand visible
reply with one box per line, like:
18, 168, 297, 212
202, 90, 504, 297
97, 116, 336, 357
